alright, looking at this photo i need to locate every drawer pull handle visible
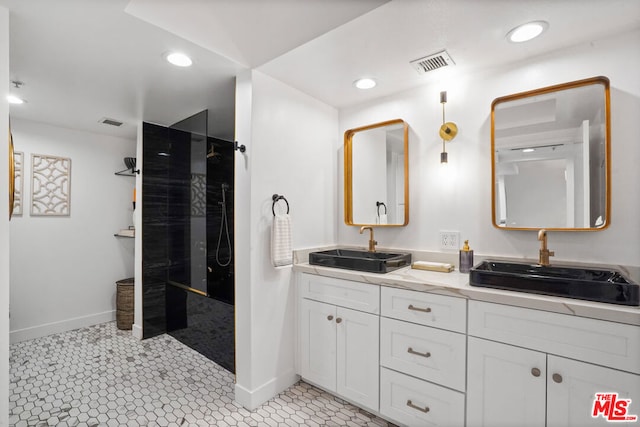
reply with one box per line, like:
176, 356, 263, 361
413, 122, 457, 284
552, 373, 563, 383
407, 347, 431, 358
531, 368, 541, 377
336, 318, 342, 324
406, 400, 430, 413
408, 304, 432, 313
327, 315, 334, 321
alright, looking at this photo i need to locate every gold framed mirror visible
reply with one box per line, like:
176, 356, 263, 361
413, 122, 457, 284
344, 119, 409, 226
9, 128, 15, 220
491, 76, 611, 231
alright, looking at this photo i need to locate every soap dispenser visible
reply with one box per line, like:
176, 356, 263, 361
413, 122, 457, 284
459, 240, 474, 273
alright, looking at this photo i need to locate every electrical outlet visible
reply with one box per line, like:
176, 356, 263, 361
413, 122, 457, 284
439, 231, 460, 250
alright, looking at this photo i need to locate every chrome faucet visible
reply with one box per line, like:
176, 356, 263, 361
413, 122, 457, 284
360, 226, 377, 253
537, 229, 555, 266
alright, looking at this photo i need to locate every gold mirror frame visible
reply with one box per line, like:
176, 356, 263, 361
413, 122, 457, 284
9, 128, 15, 220
491, 76, 611, 231
344, 118, 409, 226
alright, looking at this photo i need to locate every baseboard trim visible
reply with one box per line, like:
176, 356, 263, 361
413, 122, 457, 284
235, 370, 299, 410
10, 310, 116, 343
131, 323, 143, 340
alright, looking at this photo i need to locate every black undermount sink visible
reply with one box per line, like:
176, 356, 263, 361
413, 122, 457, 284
470, 260, 639, 306
309, 249, 411, 274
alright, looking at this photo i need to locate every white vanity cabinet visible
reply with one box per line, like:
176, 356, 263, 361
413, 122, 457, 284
298, 273, 380, 413
379, 287, 467, 427
467, 300, 640, 427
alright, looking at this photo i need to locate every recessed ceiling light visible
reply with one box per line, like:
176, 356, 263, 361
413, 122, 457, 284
507, 21, 549, 43
354, 78, 377, 90
7, 95, 25, 104
522, 148, 535, 153
166, 52, 193, 67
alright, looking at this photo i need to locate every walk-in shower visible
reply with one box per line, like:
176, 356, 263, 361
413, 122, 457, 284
142, 110, 235, 373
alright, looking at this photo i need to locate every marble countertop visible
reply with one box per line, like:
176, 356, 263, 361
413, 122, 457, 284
293, 262, 640, 327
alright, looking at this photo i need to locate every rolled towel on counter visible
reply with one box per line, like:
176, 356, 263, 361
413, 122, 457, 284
412, 261, 454, 273
271, 213, 293, 267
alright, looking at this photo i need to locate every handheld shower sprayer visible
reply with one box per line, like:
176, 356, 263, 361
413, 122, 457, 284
216, 182, 232, 267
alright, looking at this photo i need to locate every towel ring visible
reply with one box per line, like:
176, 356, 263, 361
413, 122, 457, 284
272, 194, 290, 216
376, 201, 387, 216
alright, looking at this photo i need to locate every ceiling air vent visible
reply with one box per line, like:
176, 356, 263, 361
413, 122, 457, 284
99, 117, 124, 127
410, 50, 455, 74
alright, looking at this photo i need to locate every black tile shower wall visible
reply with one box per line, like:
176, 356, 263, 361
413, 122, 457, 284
141, 122, 191, 339
166, 127, 191, 288
142, 122, 170, 339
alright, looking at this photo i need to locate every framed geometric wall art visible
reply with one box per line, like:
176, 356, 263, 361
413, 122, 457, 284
12, 151, 24, 216
30, 154, 71, 216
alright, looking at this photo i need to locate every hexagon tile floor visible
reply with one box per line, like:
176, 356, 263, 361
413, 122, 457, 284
9, 321, 396, 426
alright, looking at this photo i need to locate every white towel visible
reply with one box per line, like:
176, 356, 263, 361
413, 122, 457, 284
271, 213, 293, 267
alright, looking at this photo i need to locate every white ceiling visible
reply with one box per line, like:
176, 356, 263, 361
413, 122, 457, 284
124, 0, 389, 68
3, 0, 640, 141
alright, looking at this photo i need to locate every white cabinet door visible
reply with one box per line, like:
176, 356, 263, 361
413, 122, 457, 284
336, 306, 380, 412
547, 355, 640, 427
299, 298, 336, 391
467, 337, 546, 427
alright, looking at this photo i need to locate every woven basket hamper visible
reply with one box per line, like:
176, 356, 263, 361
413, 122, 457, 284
116, 278, 134, 330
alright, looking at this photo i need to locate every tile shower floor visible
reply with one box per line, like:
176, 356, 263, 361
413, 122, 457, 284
9, 322, 396, 427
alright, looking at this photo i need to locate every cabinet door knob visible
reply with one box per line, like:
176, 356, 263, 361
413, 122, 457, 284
407, 347, 431, 358
336, 318, 342, 324
552, 373, 563, 383
327, 315, 334, 321
531, 367, 541, 377
408, 304, 432, 313
406, 400, 430, 413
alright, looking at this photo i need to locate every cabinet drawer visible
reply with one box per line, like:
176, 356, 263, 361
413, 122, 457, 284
468, 300, 640, 374
380, 317, 466, 392
380, 367, 465, 427
381, 286, 466, 333
299, 273, 380, 314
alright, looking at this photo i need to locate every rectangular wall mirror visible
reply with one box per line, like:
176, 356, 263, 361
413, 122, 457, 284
344, 119, 409, 226
9, 128, 15, 220
491, 76, 610, 231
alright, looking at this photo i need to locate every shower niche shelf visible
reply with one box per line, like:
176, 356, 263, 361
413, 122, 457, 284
115, 157, 139, 176
114, 227, 135, 238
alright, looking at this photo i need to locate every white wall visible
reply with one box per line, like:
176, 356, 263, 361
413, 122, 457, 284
9, 118, 136, 342
1, 6, 10, 425
235, 70, 338, 409
338, 29, 640, 268
132, 123, 143, 339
